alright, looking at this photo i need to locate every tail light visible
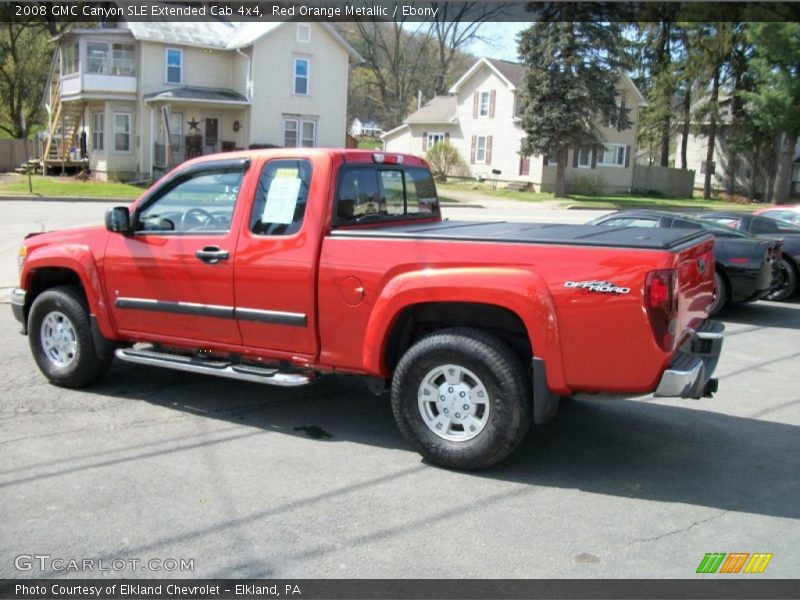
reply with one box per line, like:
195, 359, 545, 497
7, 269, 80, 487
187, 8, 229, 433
645, 269, 678, 352
373, 153, 404, 164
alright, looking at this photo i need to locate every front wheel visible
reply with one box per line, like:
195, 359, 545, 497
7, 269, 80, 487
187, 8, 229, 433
391, 328, 532, 470
28, 286, 111, 388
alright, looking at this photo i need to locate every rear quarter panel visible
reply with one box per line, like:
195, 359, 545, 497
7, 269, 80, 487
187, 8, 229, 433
318, 236, 697, 395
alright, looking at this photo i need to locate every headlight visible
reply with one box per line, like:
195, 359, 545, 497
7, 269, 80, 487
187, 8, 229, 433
17, 246, 26, 270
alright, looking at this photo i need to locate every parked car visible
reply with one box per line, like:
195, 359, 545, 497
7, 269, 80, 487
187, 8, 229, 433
695, 211, 800, 301
11, 150, 724, 470
586, 210, 782, 315
753, 205, 800, 225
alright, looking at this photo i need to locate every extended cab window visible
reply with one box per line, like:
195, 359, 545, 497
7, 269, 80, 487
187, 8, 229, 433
336, 166, 439, 225
137, 167, 244, 233
250, 159, 312, 236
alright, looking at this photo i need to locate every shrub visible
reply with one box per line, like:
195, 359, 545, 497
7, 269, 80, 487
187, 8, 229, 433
426, 141, 464, 182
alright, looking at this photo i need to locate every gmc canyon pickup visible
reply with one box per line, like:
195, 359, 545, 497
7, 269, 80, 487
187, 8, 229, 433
12, 149, 724, 469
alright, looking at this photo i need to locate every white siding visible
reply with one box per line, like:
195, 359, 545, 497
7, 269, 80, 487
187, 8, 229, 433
455, 66, 525, 181
138, 42, 234, 96
249, 22, 348, 148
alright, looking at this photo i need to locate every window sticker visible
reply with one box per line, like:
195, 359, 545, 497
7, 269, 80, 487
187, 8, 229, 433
262, 177, 301, 224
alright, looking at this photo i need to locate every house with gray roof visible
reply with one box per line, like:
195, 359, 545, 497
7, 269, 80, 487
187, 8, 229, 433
43, 21, 361, 180
383, 57, 646, 193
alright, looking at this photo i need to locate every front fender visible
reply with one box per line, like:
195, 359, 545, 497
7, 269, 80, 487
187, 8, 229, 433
362, 267, 567, 393
23, 246, 115, 340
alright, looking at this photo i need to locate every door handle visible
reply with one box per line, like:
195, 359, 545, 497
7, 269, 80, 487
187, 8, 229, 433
195, 246, 230, 264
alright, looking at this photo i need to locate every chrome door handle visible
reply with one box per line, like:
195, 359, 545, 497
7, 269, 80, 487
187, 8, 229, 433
195, 246, 229, 264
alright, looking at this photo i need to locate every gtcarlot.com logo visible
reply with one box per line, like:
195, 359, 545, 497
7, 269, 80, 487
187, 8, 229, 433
696, 552, 773, 574
14, 554, 194, 573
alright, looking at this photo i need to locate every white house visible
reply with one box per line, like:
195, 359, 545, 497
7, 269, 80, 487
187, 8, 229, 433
383, 57, 647, 193
350, 118, 383, 137
43, 21, 361, 180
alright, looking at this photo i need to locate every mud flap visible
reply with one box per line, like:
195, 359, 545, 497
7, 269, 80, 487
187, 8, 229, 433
532, 357, 559, 424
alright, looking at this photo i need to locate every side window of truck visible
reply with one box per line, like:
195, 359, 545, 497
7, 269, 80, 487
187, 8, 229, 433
336, 166, 439, 224
137, 167, 244, 233
250, 159, 312, 236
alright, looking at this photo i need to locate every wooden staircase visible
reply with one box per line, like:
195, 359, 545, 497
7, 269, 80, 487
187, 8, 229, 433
42, 76, 86, 175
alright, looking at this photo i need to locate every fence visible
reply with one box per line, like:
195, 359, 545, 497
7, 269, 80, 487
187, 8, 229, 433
0, 139, 42, 173
633, 164, 695, 198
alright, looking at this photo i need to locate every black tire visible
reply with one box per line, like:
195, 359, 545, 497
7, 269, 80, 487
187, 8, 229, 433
765, 258, 798, 302
391, 327, 532, 470
28, 286, 111, 388
709, 271, 727, 316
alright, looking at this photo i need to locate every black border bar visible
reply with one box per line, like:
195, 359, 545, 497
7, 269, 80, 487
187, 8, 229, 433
2, 579, 799, 600
4, 1, 800, 23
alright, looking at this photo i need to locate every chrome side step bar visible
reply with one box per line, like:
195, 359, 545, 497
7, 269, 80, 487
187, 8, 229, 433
115, 347, 312, 387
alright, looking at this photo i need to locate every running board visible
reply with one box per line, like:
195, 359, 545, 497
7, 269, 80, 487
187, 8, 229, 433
115, 347, 312, 387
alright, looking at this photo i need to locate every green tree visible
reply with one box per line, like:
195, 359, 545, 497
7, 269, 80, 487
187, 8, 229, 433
0, 21, 51, 138
743, 22, 800, 204
517, 20, 629, 197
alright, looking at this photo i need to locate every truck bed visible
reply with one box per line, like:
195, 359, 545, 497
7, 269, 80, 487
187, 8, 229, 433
331, 220, 709, 251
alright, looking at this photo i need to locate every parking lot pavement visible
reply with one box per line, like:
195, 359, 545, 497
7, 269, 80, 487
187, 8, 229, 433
2, 302, 799, 579
1, 200, 798, 579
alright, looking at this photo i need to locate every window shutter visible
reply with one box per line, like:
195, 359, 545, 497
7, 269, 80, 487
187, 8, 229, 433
618, 100, 626, 131
486, 136, 493, 165
572, 148, 579, 168
473, 92, 479, 118
422, 131, 428, 152
444, 132, 450, 142
470, 135, 476, 164
542, 153, 548, 166
625, 145, 631, 168
591, 148, 597, 169
489, 90, 496, 118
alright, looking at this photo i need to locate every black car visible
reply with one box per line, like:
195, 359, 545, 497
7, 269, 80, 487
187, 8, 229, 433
586, 210, 782, 315
696, 211, 800, 301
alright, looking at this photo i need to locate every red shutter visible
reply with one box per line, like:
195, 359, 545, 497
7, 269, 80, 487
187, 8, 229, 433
422, 131, 428, 152
625, 145, 631, 168
489, 90, 496, 118
470, 135, 476, 164
473, 92, 479, 118
485, 136, 493, 165
591, 148, 597, 169
572, 148, 579, 168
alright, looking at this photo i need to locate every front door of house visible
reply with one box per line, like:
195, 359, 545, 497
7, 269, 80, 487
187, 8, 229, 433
204, 117, 219, 155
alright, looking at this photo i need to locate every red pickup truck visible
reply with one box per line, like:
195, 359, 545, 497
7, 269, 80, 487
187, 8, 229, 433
12, 149, 724, 469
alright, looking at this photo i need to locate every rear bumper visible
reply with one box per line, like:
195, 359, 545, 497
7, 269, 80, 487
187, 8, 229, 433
654, 320, 724, 399
10, 288, 25, 329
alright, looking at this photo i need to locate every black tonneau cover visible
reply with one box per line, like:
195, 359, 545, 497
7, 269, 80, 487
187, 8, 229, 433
331, 220, 711, 251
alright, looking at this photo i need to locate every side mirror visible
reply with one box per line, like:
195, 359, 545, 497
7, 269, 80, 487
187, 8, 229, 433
105, 206, 131, 234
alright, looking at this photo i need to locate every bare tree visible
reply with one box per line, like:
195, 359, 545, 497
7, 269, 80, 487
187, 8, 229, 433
348, 20, 434, 128
429, 3, 514, 94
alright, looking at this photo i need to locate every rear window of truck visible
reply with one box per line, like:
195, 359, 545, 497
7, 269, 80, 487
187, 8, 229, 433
335, 166, 439, 225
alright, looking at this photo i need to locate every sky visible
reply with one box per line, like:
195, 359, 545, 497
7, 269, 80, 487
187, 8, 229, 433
466, 22, 531, 62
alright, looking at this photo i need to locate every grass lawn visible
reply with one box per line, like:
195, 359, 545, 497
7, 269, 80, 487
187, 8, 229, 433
437, 180, 751, 211
357, 138, 383, 150
0, 175, 144, 199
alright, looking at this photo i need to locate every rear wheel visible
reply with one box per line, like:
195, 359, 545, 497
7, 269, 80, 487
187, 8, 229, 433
391, 328, 531, 470
709, 271, 727, 316
28, 286, 111, 388
766, 258, 797, 302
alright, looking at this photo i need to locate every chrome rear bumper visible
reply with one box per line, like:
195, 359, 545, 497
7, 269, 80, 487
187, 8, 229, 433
655, 320, 724, 399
